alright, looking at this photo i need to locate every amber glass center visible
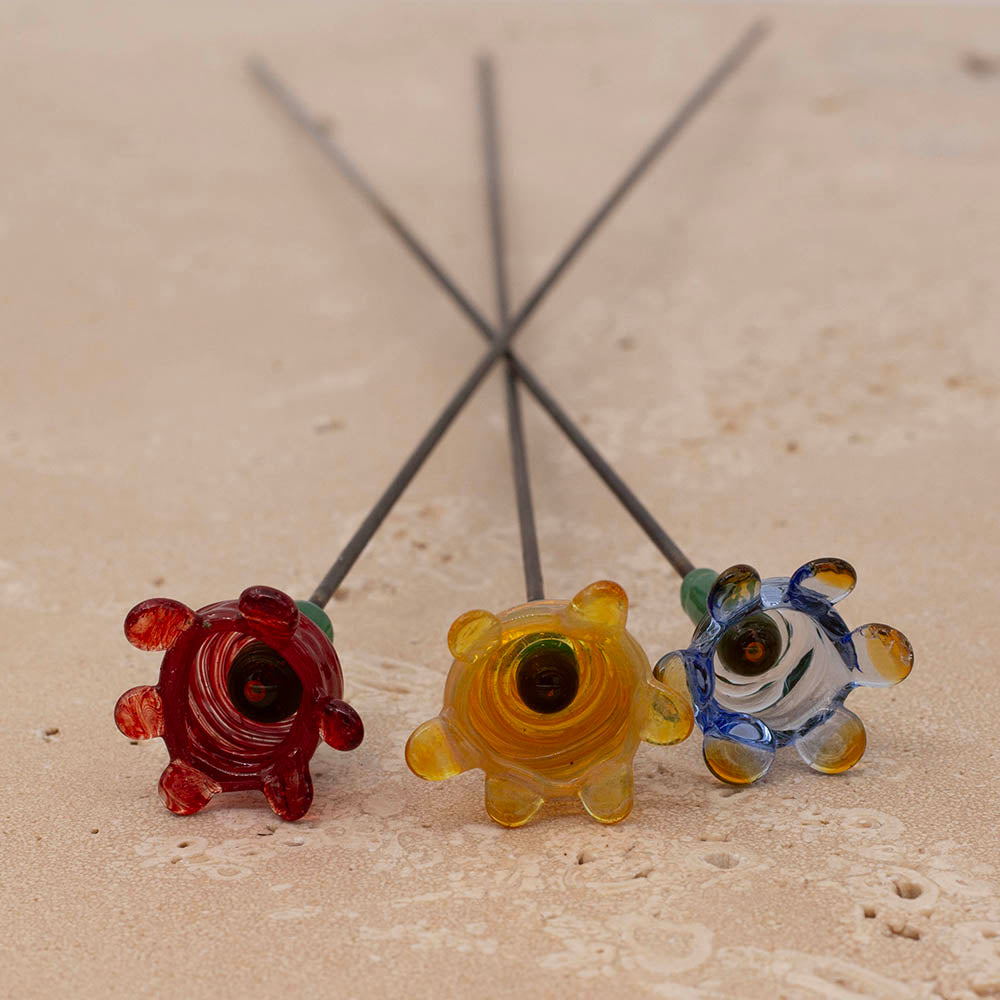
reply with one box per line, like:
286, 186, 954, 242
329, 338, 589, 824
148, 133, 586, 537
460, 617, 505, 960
717, 613, 782, 677
226, 641, 303, 723
515, 638, 580, 714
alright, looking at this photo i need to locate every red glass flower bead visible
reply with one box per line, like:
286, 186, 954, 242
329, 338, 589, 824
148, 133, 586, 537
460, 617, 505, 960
114, 585, 363, 821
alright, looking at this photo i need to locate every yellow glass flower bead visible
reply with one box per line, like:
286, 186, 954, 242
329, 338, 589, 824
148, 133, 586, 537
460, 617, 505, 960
406, 580, 693, 827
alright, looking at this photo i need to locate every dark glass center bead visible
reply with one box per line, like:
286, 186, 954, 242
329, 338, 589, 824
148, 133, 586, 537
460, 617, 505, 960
515, 639, 580, 714
717, 613, 782, 677
226, 641, 303, 723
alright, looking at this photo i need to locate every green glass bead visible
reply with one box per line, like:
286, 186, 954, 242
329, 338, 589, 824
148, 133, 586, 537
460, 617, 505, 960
296, 600, 334, 642
680, 568, 718, 624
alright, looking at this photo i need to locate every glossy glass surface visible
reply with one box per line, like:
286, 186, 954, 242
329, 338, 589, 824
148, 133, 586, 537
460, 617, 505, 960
406, 580, 693, 827
115, 587, 363, 821
658, 558, 913, 786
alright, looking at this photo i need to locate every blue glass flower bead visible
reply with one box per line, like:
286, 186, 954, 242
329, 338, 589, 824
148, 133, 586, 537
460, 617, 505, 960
655, 558, 913, 785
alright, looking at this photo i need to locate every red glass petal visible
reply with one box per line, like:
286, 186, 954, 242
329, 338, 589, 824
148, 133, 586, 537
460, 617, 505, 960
124, 598, 196, 651
320, 699, 365, 751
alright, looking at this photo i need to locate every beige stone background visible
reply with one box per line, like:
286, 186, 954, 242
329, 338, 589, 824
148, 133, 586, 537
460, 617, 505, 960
3, 1, 1000, 997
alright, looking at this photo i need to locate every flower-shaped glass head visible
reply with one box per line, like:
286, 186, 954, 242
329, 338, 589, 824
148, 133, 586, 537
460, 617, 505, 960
657, 559, 912, 786
406, 581, 693, 827
114, 586, 363, 821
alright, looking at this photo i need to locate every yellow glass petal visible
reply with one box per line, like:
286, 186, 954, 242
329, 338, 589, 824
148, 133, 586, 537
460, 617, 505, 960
447, 609, 502, 661
569, 580, 628, 629
702, 735, 773, 785
578, 764, 634, 824
854, 623, 914, 686
484, 776, 544, 827
864, 624, 913, 684
795, 707, 866, 774
653, 649, 688, 694
790, 557, 857, 603
641, 686, 694, 746
708, 564, 761, 621
405, 717, 467, 780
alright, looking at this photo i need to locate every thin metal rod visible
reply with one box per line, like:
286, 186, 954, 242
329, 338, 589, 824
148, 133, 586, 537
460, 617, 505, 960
249, 57, 497, 344
511, 361, 694, 578
251, 19, 766, 349
308, 333, 516, 608
479, 54, 544, 602
252, 24, 767, 596
506, 18, 769, 337
479, 55, 511, 329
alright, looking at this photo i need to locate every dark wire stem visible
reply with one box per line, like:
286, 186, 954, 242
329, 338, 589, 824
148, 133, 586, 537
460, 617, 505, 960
479, 56, 511, 329
249, 57, 497, 343
501, 18, 769, 339
479, 54, 544, 602
307, 334, 519, 607
253, 23, 767, 602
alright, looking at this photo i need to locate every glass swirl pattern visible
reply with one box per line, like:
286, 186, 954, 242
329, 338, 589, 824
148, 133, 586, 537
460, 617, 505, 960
114, 585, 363, 821
658, 559, 913, 786
406, 580, 693, 827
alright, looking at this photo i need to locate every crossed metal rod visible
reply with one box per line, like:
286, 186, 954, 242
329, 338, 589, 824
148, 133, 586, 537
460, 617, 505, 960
478, 56, 545, 602
248, 20, 768, 609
